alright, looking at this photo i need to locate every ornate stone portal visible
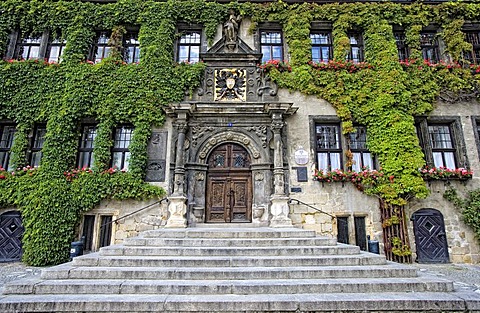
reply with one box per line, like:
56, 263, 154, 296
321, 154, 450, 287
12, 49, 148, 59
165, 15, 297, 227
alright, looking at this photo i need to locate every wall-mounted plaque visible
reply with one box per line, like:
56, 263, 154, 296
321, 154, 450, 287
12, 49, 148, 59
295, 167, 308, 182
294, 147, 308, 165
146, 131, 167, 182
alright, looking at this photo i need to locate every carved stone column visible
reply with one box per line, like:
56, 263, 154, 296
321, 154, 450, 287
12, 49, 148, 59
165, 103, 193, 228
269, 111, 293, 228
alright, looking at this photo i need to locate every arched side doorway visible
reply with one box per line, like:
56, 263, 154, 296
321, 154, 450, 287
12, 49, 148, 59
0, 211, 24, 262
206, 143, 252, 223
411, 208, 449, 263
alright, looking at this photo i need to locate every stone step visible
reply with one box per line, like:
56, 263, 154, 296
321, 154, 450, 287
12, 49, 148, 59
40, 265, 418, 280
1, 291, 478, 312
4, 276, 453, 295
140, 227, 317, 239
72, 253, 387, 268
99, 244, 360, 257
122, 237, 337, 247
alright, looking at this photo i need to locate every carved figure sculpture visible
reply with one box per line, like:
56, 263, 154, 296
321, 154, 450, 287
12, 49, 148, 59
224, 11, 242, 51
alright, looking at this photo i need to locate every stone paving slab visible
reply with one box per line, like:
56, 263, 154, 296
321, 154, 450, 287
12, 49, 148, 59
3, 276, 454, 295
71, 252, 387, 267
40, 264, 419, 280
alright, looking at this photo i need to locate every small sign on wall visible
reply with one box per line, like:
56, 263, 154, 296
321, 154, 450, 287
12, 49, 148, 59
294, 147, 309, 165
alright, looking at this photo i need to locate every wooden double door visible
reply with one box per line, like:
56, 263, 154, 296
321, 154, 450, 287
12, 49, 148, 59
206, 143, 252, 223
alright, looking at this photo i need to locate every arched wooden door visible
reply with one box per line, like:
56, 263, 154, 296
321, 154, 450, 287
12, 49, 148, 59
411, 208, 449, 263
206, 143, 252, 223
0, 211, 24, 262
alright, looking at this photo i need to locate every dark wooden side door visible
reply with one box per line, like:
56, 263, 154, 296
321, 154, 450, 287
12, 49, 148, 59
411, 208, 449, 263
0, 211, 24, 262
206, 143, 252, 223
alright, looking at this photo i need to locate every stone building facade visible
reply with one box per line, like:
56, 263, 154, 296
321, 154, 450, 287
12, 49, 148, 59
1, 1, 479, 265
75, 18, 480, 264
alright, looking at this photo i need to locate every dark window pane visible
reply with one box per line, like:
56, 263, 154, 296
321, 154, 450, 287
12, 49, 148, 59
347, 33, 363, 63
99, 215, 112, 248
427, 124, 456, 168
464, 31, 480, 64
30, 125, 46, 167
82, 215, 95, 251
420, 32, 439, 63
77, 125, 97, 168
124, 32, 140, 63
337, 217, 349, 244
0, 125, 16, 171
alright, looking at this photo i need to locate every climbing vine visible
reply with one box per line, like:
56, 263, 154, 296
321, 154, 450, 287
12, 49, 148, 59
444, 188, 480, 241
0, 0, 221, 266
2, 0, 480, 265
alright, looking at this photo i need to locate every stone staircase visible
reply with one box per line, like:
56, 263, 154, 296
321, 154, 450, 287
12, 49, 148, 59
0, 227, 479, 312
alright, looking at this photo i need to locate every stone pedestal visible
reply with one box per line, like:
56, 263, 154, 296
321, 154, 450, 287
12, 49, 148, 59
269, 195, 293, 228
165, 196, 188, 228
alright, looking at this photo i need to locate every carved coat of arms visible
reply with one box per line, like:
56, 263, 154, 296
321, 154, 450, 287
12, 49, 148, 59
215, 69, 246, 101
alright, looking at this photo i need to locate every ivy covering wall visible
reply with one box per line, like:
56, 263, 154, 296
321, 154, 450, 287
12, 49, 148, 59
1, 0, 480, 265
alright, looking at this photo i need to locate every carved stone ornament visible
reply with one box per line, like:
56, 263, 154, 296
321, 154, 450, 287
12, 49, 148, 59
198, 132, 261, 160
439, 88, 479, 103
191, 126, 214, 147
247, 125, 268, 148
215, 69, 246, 101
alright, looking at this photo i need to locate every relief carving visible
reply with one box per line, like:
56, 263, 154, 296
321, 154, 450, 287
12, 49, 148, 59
198, 132, 261, 160
254, 172, 264, 181
215, 69, 246, 101
247, 125, 267, 148
257, 68, 278, 97
195, 172, 205, 181
191, 126, 214, 147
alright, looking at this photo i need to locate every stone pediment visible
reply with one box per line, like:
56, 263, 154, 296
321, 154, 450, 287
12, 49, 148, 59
206, 36, 258, 56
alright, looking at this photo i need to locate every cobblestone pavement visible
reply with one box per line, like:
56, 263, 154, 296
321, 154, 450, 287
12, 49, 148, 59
408, 262, 480, 293
0, 261, 479, 294
0, 262, 43, 294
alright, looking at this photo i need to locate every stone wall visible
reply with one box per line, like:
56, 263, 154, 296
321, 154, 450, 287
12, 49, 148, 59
281, 89, 480, 263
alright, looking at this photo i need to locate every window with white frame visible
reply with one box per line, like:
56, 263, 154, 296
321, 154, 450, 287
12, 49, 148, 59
124, 31, 140, 64
90, 31, 111, 63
